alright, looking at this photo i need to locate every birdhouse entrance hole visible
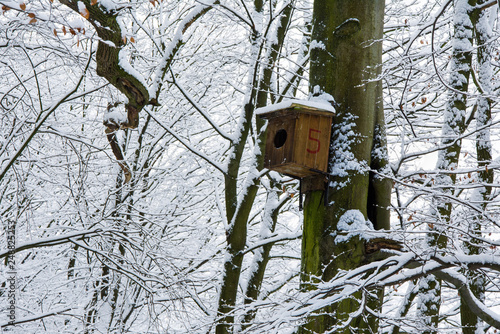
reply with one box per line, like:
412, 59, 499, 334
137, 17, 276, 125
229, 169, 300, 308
274, 129, 287, 148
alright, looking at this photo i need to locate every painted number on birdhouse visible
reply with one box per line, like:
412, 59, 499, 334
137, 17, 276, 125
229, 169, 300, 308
306, 128, 321, 154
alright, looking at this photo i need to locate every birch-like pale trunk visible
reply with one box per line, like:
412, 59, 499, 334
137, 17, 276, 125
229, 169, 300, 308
417, 1, 474, 332
460, 1, 493, 332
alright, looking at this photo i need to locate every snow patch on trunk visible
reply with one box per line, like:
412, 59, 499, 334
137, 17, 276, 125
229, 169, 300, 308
335, 210, 374, 243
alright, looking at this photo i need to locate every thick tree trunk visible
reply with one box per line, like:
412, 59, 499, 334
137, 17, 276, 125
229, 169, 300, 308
300, 0, 387, 333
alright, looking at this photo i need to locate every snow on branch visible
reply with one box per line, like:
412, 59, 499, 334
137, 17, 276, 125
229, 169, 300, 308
0, 308, 72, 329
0, 228, 127, 259
249, 251, 500, 332
170, 70, 233, 142
144, 108, 227, 175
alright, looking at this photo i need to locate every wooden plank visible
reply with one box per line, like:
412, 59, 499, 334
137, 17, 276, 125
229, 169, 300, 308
293, 113, 308, 167
265, 116, 295, 169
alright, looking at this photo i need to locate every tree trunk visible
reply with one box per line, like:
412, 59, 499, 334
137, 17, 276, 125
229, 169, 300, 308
418, 1, 474, 332
460, 1, 493, 332
300, 0, 387, 333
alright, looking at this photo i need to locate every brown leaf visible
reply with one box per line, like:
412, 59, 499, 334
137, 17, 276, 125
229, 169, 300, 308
28, 12, 35, 18
130, 36, 135, 43
62, 26, 67, 35
91, 0, 97, 5
19, 3, 26, 10
428, 223, 434, 229
69, 28, 76, 35
81, 8, 89, 19
29, 18, 36, 24
122, 36, 127, 44
53, 29, 57, 36
421, 97, 427, 103
2, 5, 11, 11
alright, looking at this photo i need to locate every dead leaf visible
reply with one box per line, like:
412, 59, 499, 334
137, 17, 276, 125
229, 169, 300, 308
29, 18, 36, 24
53, 29, 57, 36
19, 3, 26, 10
69, 28, 76, 35
28, 12, 35, 18
81, 8, 89, 19
62, 26, 67, 35
130, 36, 135, 43
91, 0, 97, 5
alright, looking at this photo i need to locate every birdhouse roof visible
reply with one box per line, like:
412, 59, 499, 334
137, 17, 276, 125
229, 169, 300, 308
256, 99, 335, 118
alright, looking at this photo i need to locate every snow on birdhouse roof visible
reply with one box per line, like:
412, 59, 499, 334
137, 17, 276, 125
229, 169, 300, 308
255, 98, 335, 117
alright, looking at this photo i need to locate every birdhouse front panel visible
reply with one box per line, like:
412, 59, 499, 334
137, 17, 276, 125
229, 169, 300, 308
293, 113, 332, 174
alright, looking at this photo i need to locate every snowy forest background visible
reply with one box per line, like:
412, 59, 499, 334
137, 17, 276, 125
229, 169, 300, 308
2, 0, 500, 333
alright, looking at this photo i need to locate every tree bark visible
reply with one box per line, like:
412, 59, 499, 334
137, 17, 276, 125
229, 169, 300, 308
460, 1, 493, 332
418, 1, 474, 332
300, 0, 387, 333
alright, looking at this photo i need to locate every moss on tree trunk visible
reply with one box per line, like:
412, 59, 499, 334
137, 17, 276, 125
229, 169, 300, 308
300, 0, 387, 332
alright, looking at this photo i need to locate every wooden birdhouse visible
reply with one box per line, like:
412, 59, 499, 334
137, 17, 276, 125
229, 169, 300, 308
257, 100, 335, 179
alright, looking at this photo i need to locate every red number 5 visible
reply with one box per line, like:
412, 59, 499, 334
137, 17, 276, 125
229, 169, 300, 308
307, 128, 321, 154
